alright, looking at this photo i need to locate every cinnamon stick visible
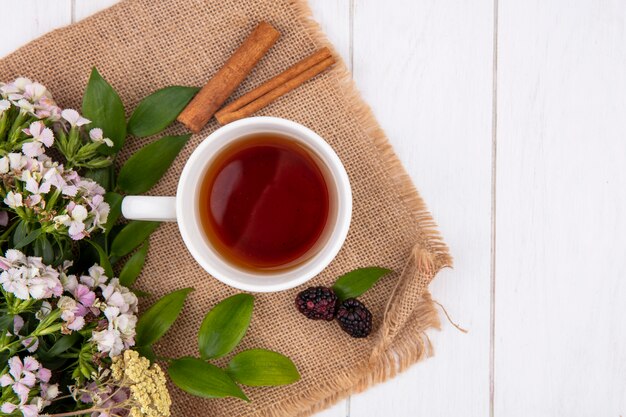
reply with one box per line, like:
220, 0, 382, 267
177, 22, 280, 133
215, 49, 335, 125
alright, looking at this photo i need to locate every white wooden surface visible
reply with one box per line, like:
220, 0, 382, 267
2, 1, 625, 416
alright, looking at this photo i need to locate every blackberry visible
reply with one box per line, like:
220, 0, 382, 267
336, 298, 372, 338
295, 286, 338, 320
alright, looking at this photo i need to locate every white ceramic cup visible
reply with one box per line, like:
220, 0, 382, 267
121, 117, 352, 292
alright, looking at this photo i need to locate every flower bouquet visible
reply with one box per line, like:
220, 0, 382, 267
0, 72, 299, 417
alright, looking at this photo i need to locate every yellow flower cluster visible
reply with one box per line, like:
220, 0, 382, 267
111, 350, 171, 417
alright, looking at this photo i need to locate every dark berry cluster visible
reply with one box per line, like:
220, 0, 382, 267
295, 286, 373, 338
295, 286, 338, 320
335, 298, 372, 338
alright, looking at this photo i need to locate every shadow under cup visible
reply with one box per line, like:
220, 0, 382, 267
179, 118, 351, 292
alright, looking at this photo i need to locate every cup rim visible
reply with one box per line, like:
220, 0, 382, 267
176, 117, 352, 292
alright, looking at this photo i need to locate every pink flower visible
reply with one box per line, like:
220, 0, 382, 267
20, 403, 39, 417
4, 191, 23, 208
21, 337, 39, 353
0, 249, 26, 269
0, 356, 39, 403
73, 284, 96, 316
36, 368, 51, 384
22, 121, 54, 158
67, 316, 86, 331
55, 202, 89, 240
0, 402, 39, 417
89, 128, 114, 147
61, 109, 90, 127
13, 315, 24, 334
80, 265, 108, 289
23, 171, 51, 196
58, 296, 86, 332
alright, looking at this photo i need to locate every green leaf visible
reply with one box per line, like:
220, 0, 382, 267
33, 235, 54, 264
86, 240, 114, 278
82, 67, 126, 154
46, 333, 82, 357
198, 294, 254, 360
128, 86, 199, 137
0, 315, 13, 334
132, 288, 151, 298
14, 228, 42, 249
104, 192, 123, 235
168, 357, 248, 401
119, 241, 149, 287
135, 288, 193, 346
135, 345, 157, 363
12, 220, 27, 247
110, 221, 160, 258
227, 349, 300, 387
332, 267, 393, 302
117, 134, 190, 194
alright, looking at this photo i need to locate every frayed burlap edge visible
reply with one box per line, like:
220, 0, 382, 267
240, 1, 454, 416
248, 293, 441, 417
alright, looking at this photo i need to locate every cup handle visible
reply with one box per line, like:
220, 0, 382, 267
121, 196, 177, 222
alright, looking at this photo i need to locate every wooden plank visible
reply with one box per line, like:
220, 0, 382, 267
349, 0, 494, 416
74, 0, 121, 21
308, 0, 351, 67
1, 0, 72, 58
495, 1, 626, 415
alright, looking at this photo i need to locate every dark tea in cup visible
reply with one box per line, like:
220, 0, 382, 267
198, 133, 331, 271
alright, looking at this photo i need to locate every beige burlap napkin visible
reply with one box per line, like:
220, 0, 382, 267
0, 0, 452, 415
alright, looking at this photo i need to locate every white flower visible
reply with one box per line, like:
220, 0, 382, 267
100, 278, 138, 315
41, 383, 59, 401
7, 152, 27, 171
80, 264, 108, 289
0, 250, 62, 300
92, 328, 124, 357
0, 269, 28, 299
54, 204, 88, 240
0, 82, 19, 96
113, 313, 137, 348
58, 295, 85, 331
35, 301, 52, 321
0, 157, 9, 174
61, 272, 78, 292
22, 141, 44, 158
61, 109, 90, 127
87, 194, 110, 229
4, 191, 23, 208
0, 99, 10, 115
15, 98, 34, 114
89, 128, 114, 147
21, 121, 54, 157
23, 82, 47, 101
13, 78, 32, 91
35, 96, 61, 121
23, 171, 51, 197
0, 249, 26, 269
77, 178, 105, 196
